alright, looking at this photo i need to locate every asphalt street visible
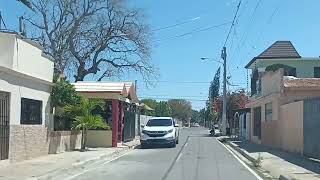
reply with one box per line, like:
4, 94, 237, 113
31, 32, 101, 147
73, 127, 259, 180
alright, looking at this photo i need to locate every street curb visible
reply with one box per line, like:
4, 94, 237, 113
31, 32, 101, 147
225, 140, 291, 180
278, 175, 290, 180
36, 145, 138, 180
225, 141, 256, 163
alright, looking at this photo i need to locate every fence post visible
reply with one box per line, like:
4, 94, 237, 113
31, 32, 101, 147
112, 99, 119, 147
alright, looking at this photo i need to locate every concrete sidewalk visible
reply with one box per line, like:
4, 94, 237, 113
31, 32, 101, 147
227, 139, 320, 180
0, 139, 140, 180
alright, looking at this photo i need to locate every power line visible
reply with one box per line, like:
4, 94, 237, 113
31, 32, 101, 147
223, 0, 242, 46
223, 1, 241, 46
147, 80, 211, 84
152, 16, 200, 31
155, 21, 232, 42
139, 97, 208, 102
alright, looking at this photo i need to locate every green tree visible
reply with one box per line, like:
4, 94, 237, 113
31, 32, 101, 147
191, 110, 200, 123
51, 79, 82, 108
155, 101, 172, 117
64, 98, 109, 150
140, 99, 157, 116
209, 67, 221, 102
168, 99, 192, 122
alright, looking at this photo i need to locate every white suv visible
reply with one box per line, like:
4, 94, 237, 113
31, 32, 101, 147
140, 117, 179, 148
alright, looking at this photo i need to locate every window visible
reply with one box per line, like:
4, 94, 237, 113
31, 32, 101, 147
21, 98, 42, 124
265, 102, 272, 121
146, 119, 172, 126
314, 67, 320, 78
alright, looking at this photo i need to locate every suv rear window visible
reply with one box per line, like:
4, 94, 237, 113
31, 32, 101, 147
146, 119, 172, 126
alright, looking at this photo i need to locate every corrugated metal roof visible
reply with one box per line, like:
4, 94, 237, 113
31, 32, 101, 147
72, 82, 127, 94
72, 81, 139, 103
245, 41, 301, 68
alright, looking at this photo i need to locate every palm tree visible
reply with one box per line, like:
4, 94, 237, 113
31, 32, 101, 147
64, 98, 109, 150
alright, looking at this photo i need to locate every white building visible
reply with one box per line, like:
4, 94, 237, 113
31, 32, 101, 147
0, 31, 54, 161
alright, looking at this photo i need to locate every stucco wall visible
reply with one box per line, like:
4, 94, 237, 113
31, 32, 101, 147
48, 131, 82, 154
0, 72, 52, 126
0, 32, 54, 82
86, 130, 112, 148
0, 33, 15, 69
261, 120, 281, 148
261, 69, 283, 97
279, 101, 303, 153
254, 59, 320, 78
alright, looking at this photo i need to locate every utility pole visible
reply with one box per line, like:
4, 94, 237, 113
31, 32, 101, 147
221, 47, 227, 135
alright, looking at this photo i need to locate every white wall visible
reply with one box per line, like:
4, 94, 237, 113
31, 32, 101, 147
0, 32, 54, 83
0, 72, 52, 127
0, 33, 15, 69
0, 32, 53, 128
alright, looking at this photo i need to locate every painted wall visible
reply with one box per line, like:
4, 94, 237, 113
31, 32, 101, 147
261, 69, 283, 97
0, 33, 15, 69
279, 101, 303, 153
0, 72, 52, 126
86, 130, 112, 148
239, 112, 250, 140
48, 131, 82, 154
253, 59, 320, 78
0, 32, 54, 82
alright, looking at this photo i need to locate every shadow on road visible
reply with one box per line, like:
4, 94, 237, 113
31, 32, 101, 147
233, 140, 320, 175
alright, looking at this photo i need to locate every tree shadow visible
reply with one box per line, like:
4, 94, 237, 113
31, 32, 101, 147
233, 140, 320, 175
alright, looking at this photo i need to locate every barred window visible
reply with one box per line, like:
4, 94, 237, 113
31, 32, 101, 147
21, 98, 42, 125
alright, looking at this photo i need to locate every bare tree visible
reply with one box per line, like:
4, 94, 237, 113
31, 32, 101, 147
25, 0, 156, 82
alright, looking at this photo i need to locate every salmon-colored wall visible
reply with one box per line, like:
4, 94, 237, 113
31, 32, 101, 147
279, 101, 303, 153
261, 120, 281, 148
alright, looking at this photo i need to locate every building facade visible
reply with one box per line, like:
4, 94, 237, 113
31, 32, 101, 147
0, 31, 54, 161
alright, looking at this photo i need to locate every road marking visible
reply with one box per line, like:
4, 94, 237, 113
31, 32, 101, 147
161, 136, 190, 180
216, 139, 263, 180
65, 150, 132, 180
176, 153, 182, 162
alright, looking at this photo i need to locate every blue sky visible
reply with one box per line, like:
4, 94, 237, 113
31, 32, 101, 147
1, 0, 320, 110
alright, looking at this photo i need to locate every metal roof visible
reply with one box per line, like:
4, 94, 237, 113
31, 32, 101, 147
245, 41, 301, 68
72, 82, 127, 94
72, 81, 139, 103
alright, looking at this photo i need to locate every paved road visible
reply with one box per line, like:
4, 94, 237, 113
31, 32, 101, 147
74, 127, 259, 180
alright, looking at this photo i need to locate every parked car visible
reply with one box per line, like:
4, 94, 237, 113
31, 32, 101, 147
140, 117, 179, 148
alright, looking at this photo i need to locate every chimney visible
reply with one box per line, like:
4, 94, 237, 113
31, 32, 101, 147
19, 16, 26, 36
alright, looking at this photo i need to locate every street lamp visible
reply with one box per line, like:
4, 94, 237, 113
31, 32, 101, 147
201, 52, 227, 136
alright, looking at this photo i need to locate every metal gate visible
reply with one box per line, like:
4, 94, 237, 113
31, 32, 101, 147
0, 92, 10, 160
304, 98, 320, 159
123, 111, 136, 142
253, 107, 261, 139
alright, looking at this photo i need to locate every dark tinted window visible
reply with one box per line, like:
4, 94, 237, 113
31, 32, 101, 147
314, 67, 320, 78
146, 119, 172, 126
21, 98, 42, 125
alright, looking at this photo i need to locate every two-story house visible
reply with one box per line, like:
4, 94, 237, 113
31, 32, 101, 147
245, 41, 320, 157
246, 41, 320, 97
0, 31, 54, 162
